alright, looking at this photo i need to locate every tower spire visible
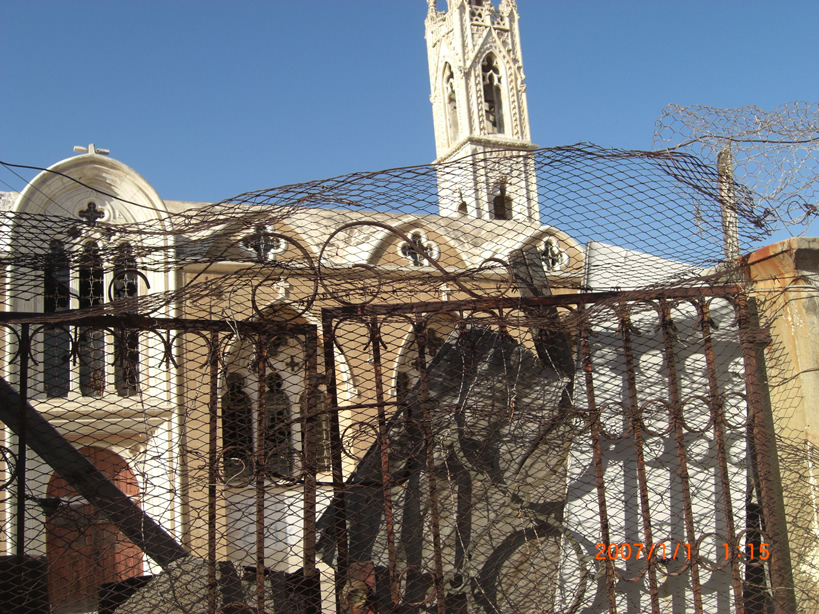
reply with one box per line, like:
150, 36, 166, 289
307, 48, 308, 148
425, 0, 538, 222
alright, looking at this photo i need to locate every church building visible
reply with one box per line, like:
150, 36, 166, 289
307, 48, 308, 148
0, 1, 587, 612
1, 1, 814, 613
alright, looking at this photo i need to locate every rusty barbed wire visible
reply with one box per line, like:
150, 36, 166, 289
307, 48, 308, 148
654, 101, 819, 236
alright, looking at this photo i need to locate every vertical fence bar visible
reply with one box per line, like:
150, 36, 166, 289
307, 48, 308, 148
15, 324, 29, 557
735, 293, 797, 614
659, 300, 705, 613
255, 336, 267, 614
368, 316, 400, 606
618, 308, 661, 613
697, 299, 745, 612
321, 310, 348, 614
207, 331, 219, 614
414, 318, 446, 614
578, 307, 617, 613
302, 328, 320, 614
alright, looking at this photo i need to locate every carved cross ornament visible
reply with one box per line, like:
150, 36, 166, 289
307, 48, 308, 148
397, 230, 440, 267
241, 224, 286, 262
540, 237, 569, 272
78, 201, 106, 226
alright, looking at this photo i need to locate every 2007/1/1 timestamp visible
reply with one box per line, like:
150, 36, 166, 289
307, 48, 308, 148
724, 543, 771, 560
595, 542, 773, 561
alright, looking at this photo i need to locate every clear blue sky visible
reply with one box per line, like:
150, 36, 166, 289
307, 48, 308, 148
2, 0, 817, 205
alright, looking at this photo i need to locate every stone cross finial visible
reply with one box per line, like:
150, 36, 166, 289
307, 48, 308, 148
73, 143, 110, 156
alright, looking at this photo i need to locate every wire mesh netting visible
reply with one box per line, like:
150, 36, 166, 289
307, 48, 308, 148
654, 101, 819, 238
0, 141, 817, 613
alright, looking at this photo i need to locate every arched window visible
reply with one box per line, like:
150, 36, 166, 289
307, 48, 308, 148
43, 239, 70, 397
221, 372, 254, 480
113, 243, 139, 396
493, 184, 513, 220
264, 371, 292, 477
456, 192, 468, 216
78, 242, 105, 396
482, 53, 505, 134
444, 63, 459, 144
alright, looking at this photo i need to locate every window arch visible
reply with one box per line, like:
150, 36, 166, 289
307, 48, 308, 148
221, 372, 254, 480
481, 53, 505, 134
43, 239, 71, 397
443, 63, 459, 145
78, 241, 105, 397
113, 243, 139, 396
264, 370, 293, 477
492, 183, 513, 220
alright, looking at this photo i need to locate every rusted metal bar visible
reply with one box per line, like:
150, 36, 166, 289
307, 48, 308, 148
618, 308, 661, 613
321, 309, 349, 614
414, 319, 446, 614
14, 324, 28, 557
368, 316, 400, 606
578, 309, 617, 613
255, 336, 267, 614
659, 299, 704, 613
302, 328, 321, 614
207, 331, 219, 614
735, 294, 797, 614
0, 311, 316, 335
697, 300, 745, 613
0, 375, 188, 567
322, 286, 744, 320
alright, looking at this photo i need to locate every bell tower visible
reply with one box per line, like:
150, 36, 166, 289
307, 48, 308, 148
425, 0, 539, 221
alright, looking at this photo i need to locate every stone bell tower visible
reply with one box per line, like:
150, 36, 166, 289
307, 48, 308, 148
425, 0, 539, 222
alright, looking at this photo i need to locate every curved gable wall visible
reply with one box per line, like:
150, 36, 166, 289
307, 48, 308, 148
13, 153, 169, 224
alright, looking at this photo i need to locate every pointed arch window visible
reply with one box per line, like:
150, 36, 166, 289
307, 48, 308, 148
43, 240, 71, 397
78, 242, 105, 396
443, 63, 460, 145
482, 53, 505, 134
